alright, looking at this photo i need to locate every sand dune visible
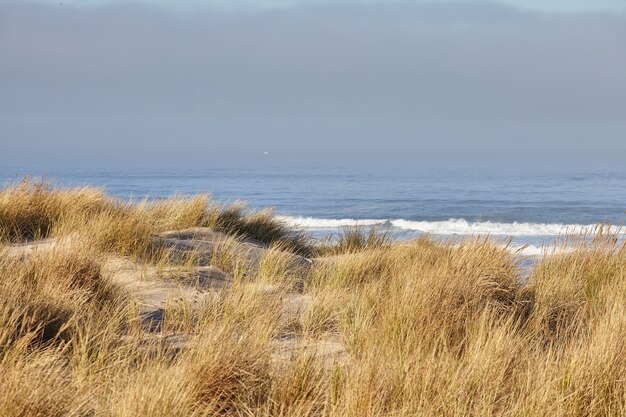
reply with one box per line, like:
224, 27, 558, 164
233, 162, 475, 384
3, 229, 344, 365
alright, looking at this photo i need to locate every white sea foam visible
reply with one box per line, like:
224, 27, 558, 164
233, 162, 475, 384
507, 243, 576, 257
279, 216, 600, 237
277, 216, 387, 228
508, 244, 544, 257
389, 218, 596, 236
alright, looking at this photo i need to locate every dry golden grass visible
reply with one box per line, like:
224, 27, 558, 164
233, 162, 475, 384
0, 178, 114, 242
204, 202, 312, 256
0, 178, 310, 258
1, 180, 625, 416
315, 226, 391, 256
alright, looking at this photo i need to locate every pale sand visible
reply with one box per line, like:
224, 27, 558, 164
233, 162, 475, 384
3, 228, 346, 366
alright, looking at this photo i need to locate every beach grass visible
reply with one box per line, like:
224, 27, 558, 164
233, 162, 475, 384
315, 226, 391, 256
0, 178, 310, 256
1, 179, 625, 416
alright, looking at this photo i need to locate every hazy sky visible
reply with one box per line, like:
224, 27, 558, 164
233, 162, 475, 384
1, 0, 625, 165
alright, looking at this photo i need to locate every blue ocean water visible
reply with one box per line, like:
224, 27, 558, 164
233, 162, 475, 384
2, 160, 625, 254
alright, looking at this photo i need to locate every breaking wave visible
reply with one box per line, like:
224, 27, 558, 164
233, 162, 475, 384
389, 219, 596, 236
507, 243, 576, 257
279, 216, 599, 237
277, 216, 387, 228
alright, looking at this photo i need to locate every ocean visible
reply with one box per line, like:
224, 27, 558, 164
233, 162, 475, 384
2, 159, 625, 255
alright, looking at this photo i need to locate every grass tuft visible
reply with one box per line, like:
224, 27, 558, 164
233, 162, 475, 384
316, 226, 390, 256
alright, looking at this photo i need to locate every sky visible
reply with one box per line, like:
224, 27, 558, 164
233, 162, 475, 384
12, 0, 626, 13
1, 0, 625, 166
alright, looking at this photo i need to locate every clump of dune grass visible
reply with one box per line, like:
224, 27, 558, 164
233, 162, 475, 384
0, 244, 124, 348
204, 201, 312, 256
300, 288, 349, 339
315, 226, 390, 256
141, 194, 211, 231
0, 178, 313, 260
258, 243, 309, 291
0, 345, 90, 417
0, 178, 114, 243
2, 180, 626, 416
524, 231, 626, 343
